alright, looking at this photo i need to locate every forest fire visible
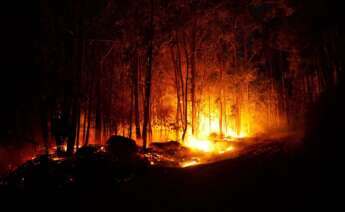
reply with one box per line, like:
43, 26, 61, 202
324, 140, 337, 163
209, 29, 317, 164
180, 110, 249, 154
164, 101, 249, 159
177, 131, 240, 167
2, 0, 344, 210
180, 136, 235, 167
146, 126, 242, 168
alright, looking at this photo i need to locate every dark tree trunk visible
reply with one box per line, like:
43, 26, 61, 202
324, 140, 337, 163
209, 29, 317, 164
181, 33, 189, 142
40, 100, 49, 155
132, 51, 141, 139
84, 95, 92, 145
129, 86, 134, 138
67, 0, 85, 155
142, 0, 154, 150
191, 25, 197, 136
170, 45, 181, 140
219, 61, 224, 136
95, 73, 102, 144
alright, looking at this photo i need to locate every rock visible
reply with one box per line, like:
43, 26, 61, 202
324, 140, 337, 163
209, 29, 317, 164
106, 136, 138, 161
76, 144, 105, 159
151, 141, 181, 150
151, 141, 191, 158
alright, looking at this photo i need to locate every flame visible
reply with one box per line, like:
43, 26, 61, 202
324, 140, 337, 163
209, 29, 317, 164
184, 136, 214, 152
197, 111, 248, 139
182, 111, 247, 154
183, 135, 235, 154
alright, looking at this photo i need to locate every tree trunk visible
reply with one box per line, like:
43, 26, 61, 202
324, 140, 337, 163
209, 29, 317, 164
142, 0, 154, 150
132, 51, 141, 139
181, 33, 189, 142
191, 25, 197, 136
170, 46, 181, 140
235, 88, 241, 136
40, 100, 49, 155
95, 71, 102, 144
82, 103, 87, 143
129, 86, 134, 138
219, 61, 224, 136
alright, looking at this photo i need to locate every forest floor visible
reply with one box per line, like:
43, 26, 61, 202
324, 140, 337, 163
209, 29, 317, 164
0, 134, 344, 212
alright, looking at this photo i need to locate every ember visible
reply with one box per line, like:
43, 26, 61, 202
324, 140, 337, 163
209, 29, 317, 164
180, 158, 200, 168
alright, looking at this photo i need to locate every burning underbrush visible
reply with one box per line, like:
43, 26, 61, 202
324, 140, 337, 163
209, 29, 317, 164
1, 135, 250, 190
145, 136, 242, 168
2, 142, 145, 190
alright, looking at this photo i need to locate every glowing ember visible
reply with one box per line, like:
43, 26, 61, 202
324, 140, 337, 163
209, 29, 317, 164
219, 146, 234, 154
51, 156, 66, 161
180, 159, 200, 168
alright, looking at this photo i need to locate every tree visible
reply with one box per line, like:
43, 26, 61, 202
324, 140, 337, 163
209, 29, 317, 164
142, 0, 155, 150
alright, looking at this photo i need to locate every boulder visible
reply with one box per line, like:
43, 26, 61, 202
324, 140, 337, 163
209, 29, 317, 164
151, 141, 181, 150
76, 144, 105, 159
106, 136, 138, 161
151, 141, 190, 157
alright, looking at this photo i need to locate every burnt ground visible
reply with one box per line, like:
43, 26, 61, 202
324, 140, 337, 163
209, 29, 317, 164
1, 135, 344, 212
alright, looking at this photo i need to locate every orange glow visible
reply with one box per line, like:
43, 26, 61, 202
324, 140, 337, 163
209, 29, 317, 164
184, 136, 215, 152
181, 107, 248, 154
180, 159, 200, 167
196, 109, 249, 139
183, 135, 234, 154
219, 146, 234, 154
